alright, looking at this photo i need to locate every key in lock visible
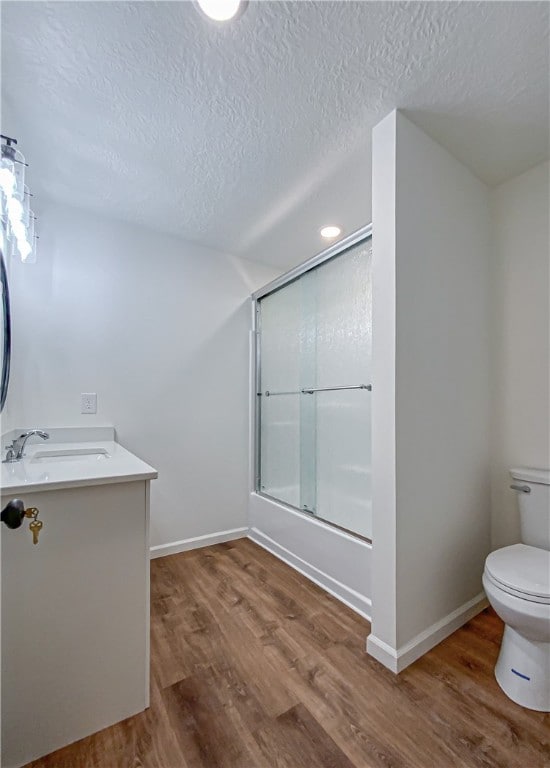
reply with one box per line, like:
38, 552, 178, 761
25, 507, 44, 545
28, 519, 43, 545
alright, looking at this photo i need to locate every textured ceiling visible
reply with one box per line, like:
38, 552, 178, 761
2, 1, 548, 268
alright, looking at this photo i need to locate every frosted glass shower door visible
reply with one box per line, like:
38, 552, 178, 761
257, 237, 372, 539
258, 278, 303, 509
313, 242, 372, 538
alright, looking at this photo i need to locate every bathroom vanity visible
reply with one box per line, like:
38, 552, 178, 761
1, 427, 157, 768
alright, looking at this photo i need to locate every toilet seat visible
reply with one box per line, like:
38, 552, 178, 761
485, 544, 550, 605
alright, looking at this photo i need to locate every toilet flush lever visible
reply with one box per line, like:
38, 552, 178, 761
510, 484, 531, 494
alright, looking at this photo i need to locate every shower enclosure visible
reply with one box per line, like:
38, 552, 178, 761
253, 226, 372, 541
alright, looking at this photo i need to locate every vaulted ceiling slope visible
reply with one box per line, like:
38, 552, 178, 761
2, 1, 548, 268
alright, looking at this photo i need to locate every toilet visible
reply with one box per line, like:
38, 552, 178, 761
483, 467, 550, 712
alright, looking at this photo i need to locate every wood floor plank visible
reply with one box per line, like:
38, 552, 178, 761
263, 627, 464, 768
152, 544, 299, 721
252, 703, 356, 768
415, 632, 550, 764
162, 669, 268, 768
179, 551, 298, 717
24, 538, 550, 768
350, 658, 503, 767
27, 679, 189, 768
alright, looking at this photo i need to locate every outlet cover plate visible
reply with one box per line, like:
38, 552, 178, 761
81, 393, 97, 414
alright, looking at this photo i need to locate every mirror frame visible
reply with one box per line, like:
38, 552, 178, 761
0, 248, 11, 412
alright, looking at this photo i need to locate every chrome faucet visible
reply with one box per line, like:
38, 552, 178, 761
3, 430, 50, 463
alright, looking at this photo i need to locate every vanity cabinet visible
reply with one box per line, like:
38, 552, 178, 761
1, 439, 156, 768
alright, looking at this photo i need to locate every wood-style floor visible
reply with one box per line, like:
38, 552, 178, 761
27, 538, 549, 768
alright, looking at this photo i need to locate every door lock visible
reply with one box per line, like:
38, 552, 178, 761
1, 498, 25, 529
1, 500, 44, 544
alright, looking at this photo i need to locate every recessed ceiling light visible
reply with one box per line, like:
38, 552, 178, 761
320, 226, 342, 239
196, 0, 247, 21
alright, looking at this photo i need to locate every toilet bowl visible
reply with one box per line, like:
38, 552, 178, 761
483, 468, 550, 712
483, 548, 550, 711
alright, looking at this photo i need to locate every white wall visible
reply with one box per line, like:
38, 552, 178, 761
368, 111, 492, 670
4, 200, 278, 551
490, 162, 550, 548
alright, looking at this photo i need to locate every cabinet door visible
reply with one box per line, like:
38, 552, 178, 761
1, 481, 149, 767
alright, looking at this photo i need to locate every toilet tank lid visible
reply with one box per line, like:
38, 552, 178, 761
510, 467, 550, 486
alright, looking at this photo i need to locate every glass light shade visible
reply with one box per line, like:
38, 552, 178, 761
7, 197, 25, 247
22, 186, 31, 226
1, 144, 25, 200
8, 229, 18, 259
13, 150, 25, 200
0, 139, 36, 264
18, 238, 33, 263
30, 235, 38, 264
0, 192, 8, 230
7, 196, 23, 222
0, 162, 15, 200
16, 212, 35, 263
26, 225, 38, 264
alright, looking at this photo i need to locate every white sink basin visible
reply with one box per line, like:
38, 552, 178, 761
2, 434, 157, 495
31, 448, 111, 464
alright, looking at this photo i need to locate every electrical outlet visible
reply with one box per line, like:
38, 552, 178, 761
81, 393, 97, 414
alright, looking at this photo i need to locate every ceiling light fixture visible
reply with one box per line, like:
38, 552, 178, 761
320, 225, 342, 240
196, 0, 248, 22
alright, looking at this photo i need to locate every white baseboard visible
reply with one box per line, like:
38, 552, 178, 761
367, 591, 488, 673
150, 527, 248, 559
248, 527, 372, 620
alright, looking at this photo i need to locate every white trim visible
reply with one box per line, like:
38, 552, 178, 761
252, 224, 372, 300
144, 481, 151, 708
149, 527, 248, 559
366, 635, 401, 673
248, 321, 258, 497
248, 527, 371, 620
367, 591, 488, 673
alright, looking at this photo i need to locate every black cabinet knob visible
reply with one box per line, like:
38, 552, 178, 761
1, 499, 25, 529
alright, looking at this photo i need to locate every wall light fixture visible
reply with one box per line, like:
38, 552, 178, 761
0, 135, 38, 263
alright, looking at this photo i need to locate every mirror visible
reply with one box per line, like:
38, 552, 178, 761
0, 248, 11, 411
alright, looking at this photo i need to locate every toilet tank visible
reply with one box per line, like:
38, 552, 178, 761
510, 467, 550, 549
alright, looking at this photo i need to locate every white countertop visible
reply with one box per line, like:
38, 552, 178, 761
1, 440, 158, 496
